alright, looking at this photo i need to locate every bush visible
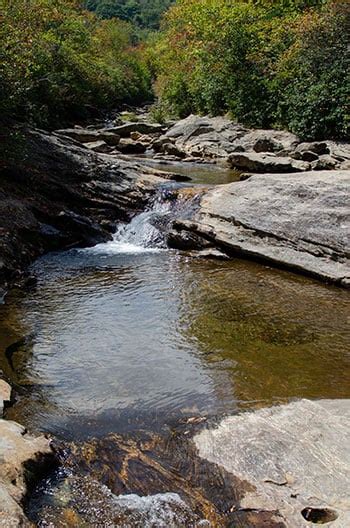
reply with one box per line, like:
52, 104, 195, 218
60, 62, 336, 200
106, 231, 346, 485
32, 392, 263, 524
152, 0, 349, 139
0, 0, 152, 126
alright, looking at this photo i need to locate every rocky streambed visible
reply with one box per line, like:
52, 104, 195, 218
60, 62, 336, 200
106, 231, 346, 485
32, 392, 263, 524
0, 113, 349, 526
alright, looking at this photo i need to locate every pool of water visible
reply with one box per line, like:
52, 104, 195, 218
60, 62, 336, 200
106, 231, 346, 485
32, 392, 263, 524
1, 212, 349, 439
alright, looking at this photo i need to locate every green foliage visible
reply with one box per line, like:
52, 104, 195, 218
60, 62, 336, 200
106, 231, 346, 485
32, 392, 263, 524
85, 0, 174, 29
153, 0, 349, 139
0, 0, 152, 126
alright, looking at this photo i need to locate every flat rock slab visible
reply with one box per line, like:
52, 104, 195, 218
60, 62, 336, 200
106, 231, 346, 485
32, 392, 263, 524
194, 399, 350, 527
173, 170, 350, 285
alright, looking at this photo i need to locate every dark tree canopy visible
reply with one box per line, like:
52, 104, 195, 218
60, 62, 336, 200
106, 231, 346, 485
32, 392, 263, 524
85, 0, 174, 29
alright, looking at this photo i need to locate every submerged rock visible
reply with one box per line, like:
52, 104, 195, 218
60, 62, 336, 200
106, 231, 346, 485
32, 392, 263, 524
170, 170, 350, 286
194, 399, 350, 528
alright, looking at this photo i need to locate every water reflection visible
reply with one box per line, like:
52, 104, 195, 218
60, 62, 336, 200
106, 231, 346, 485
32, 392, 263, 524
0, 248, 349, 440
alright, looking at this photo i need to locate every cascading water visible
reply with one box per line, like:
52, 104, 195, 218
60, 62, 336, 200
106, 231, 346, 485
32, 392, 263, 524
88, 185, 195, 255
89, 190, 175, 254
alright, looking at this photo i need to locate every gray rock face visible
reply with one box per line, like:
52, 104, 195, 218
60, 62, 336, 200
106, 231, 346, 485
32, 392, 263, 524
194, 399, 350, 528
170, 170, 350, 286
229, 152, 310, 172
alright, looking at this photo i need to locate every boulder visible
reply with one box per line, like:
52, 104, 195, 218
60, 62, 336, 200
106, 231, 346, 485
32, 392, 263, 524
293, 141, 330, 156
117, 138, 147, 154
194, 399, 350, 528
54, 128, 120, 146
229, 152, 310, 172
170, 170, 350, 286
162, 116, 301, 161
235, 129, 300, 154
312, 155, 338, 171
83, 140, 113, 154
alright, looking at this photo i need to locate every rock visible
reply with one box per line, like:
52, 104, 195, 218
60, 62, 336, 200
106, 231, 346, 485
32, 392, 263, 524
106, 122, 164, 138
83, 140, 113, 153
167, 228, 213, 251
162, 142, 185, 158
162, 116, 301, 161
117, 138, 147, 154
312, 155, 338, 171
328, 141, 350, 169
0, 125, 172, 288
236, 129, 300, 154
194, 399, 350, 528
229, 152, 310, 173
0, 419, 55, 527
0, 380, 11, 417
195, 248, 229, 260
294, 141, 330, 156
54, 128, 120, 146
300, 150, 319, 162
170, 170, 350, 286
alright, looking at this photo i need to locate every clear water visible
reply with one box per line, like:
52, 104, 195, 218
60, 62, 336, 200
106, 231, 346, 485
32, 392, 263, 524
1, 190, 349, 440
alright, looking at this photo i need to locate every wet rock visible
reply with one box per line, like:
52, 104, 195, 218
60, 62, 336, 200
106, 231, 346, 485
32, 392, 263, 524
60, 426, 284, 527
33, 475, 207, 528
229, 152, 310, 173
171, 170, 350, 286
194, 399, 350, 528
0, 419, 54, 527
54, 128, 120, 146
167, 228, 213, 251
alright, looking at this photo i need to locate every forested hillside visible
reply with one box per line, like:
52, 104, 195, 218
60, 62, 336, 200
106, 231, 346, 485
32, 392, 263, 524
1, 0, 348, 140
85, 0, 174, 29
152, 0, 349, 140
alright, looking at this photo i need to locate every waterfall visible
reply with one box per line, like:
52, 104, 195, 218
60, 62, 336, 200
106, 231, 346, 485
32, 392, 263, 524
88, 191, 174, 254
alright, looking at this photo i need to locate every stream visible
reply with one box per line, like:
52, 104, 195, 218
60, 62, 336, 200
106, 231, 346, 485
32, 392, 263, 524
0, 161, 349, 526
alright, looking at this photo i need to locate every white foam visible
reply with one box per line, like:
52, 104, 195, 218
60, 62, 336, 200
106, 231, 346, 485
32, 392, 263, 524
84, 195, 172, 255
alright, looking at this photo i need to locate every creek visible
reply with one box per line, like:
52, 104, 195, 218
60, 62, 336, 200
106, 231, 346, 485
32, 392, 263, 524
0, 161, 349, 526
